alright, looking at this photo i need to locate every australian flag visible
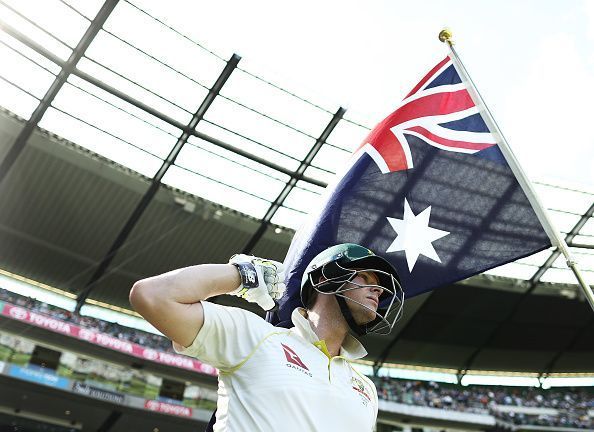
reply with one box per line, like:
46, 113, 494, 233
271, 56, 552, 324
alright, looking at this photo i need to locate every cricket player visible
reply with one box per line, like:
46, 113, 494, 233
130, 243, 404, 431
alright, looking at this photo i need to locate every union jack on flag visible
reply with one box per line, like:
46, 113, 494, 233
270, 56, 551, 325
358, 56, 497, 174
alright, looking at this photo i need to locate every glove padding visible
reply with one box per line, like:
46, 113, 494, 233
228, 254, 285, 311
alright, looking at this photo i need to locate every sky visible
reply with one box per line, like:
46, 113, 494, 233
2, 0, 593, 217
143, 0, 594, 190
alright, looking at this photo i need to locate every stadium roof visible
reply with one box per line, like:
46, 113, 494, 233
0, 0, 592, 375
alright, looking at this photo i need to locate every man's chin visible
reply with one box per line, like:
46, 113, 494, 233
358, 311, 378, 326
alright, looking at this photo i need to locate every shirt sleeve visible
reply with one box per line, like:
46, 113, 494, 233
173, 301, 274, 370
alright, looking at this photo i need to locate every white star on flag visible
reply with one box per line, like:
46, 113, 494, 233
386, 199, 450, 272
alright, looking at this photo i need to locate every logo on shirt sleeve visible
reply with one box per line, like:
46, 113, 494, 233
281, 343, 312, 377
351, 377, 372, 406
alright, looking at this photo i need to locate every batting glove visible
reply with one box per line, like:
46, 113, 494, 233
228, 254, 286, 311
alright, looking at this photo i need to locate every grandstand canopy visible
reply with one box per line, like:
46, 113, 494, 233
0, 0, 592, 376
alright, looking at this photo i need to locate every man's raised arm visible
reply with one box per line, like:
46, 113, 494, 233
129, 264, 240, 348
129, 256, 285, 348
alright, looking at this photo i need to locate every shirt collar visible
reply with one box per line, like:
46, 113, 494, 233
290, 307, 368, 360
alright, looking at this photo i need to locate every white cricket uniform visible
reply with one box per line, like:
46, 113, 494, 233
174, 301, 378, 431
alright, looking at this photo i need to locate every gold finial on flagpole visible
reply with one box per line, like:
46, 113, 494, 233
438, 28, 454, 45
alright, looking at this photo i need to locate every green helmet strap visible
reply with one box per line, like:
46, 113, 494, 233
335, 295, 367, 336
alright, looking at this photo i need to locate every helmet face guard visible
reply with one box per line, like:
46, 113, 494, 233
301, 244, 404, 336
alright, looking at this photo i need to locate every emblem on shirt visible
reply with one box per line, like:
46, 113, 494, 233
351, 377, 371, 406
281, 343, 312, 377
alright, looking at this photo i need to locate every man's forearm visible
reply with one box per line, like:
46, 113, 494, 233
133, 264, 240, 303
130, 264, 241, 313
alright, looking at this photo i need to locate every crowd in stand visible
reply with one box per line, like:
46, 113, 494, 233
1, 287, 593, 429
0, 287, 174, 353
373, 377, 593, 410
494, 410, 592, 430
372, 377, 593, 429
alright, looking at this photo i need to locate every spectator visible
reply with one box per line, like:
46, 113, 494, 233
370, 376, 593, 429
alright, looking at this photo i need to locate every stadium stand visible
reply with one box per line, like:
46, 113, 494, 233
0, 287, 174, 353
372, 376, 593, 429
1, 286, 592, 430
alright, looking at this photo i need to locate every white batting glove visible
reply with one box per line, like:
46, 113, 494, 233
228, 254, 286, 311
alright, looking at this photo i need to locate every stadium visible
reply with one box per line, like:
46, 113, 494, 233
0, 0, 592, 431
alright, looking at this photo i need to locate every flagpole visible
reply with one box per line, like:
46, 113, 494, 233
438, 29, 594, 313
